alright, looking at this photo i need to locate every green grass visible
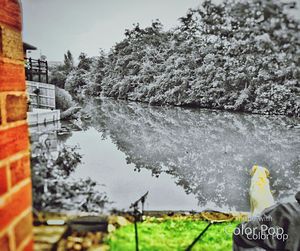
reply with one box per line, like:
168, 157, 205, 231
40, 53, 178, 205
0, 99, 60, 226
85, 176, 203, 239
106, 218, 240, 251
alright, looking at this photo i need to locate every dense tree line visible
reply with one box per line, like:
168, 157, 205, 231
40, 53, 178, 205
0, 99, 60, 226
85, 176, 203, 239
50, 0, 300, 116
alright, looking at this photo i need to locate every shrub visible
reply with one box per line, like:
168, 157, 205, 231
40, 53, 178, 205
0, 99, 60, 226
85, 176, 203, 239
55, 86, 75, 111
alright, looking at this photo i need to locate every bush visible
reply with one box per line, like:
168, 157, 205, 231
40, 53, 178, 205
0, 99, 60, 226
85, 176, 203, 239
55, 87, 75, 111
49, 66, 68, 89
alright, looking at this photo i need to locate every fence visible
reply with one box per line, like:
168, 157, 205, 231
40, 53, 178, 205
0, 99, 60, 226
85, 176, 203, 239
27, 109, 60, 126
26, 81, 56, 110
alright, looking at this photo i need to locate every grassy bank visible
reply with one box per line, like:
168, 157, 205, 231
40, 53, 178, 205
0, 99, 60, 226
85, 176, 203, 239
106, 218, 240, 251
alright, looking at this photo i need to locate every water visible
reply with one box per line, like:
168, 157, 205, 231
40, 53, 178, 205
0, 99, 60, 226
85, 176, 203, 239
63, 128, 199, 211
30, 98, 300, 212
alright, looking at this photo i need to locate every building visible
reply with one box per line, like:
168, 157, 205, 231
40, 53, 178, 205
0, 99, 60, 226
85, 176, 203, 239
23, 42, 49, 83
23, 42, 60, 125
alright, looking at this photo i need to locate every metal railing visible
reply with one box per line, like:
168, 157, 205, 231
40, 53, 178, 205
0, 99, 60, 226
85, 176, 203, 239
25, 57, 49, 83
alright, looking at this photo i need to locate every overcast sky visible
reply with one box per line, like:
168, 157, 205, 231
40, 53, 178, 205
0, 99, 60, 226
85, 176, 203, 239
21, 0, 300, 62
21, 0, 202, 62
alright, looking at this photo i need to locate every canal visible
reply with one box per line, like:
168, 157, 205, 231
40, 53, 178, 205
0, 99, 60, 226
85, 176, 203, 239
30, 98, 300, 212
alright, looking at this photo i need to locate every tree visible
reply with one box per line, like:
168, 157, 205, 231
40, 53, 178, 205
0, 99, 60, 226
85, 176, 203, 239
78, 52, 93, 71
65, 68, 89, 98
64, 50, 74, 73
49, 64, 68, 88
49, 50, 75, 88
98, 0, 300, 116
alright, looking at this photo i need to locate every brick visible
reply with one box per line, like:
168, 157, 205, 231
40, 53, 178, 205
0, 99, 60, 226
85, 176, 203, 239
0, 166, 8, 195
0, 96, 2, 125
0, 182, 32, 232
0, 0, 22, 31
14, 212, 33, 248
0, 25, 23, 60
0, 2, 33, 250
0, 124, 29, 160
10, 156, 30, 187
0, 61, 25, 91
0, 26, 2, 55
0, 234, 9, 251
6, 94, 27, 123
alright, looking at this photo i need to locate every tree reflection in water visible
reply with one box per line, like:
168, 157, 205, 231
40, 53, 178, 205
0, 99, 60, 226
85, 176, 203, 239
30, 130, 110, 213
82, 98, 300, 211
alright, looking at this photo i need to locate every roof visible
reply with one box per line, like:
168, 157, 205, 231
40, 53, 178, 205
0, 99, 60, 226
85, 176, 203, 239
23, 42, 37, 51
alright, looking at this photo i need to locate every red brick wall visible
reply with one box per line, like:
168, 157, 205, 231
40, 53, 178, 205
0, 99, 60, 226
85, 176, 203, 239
0, 1, 33, 251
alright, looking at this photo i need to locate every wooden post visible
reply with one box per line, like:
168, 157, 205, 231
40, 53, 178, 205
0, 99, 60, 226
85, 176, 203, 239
45, 60, 48, 83
29, 57, 33, 81
38, 59, 41, 82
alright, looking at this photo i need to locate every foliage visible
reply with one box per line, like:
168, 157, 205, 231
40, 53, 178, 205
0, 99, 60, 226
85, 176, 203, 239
78, 52, 93, 71
49, 64, 68, 89
55, 86, 75, 111
63, 54, 98, 100
31, 142, 110, 212
85, 50, 107, 96
106, 218, 240, 251
49, 50, 75, 88
97, 0, 300, 117
64, 50, 75, 72
49, 0, 300, 117
65, 68, 89, 98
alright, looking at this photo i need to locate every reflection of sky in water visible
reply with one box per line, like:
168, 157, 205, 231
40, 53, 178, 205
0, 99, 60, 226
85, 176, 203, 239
56, 98, 300, 212
63, 128, 199, 211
